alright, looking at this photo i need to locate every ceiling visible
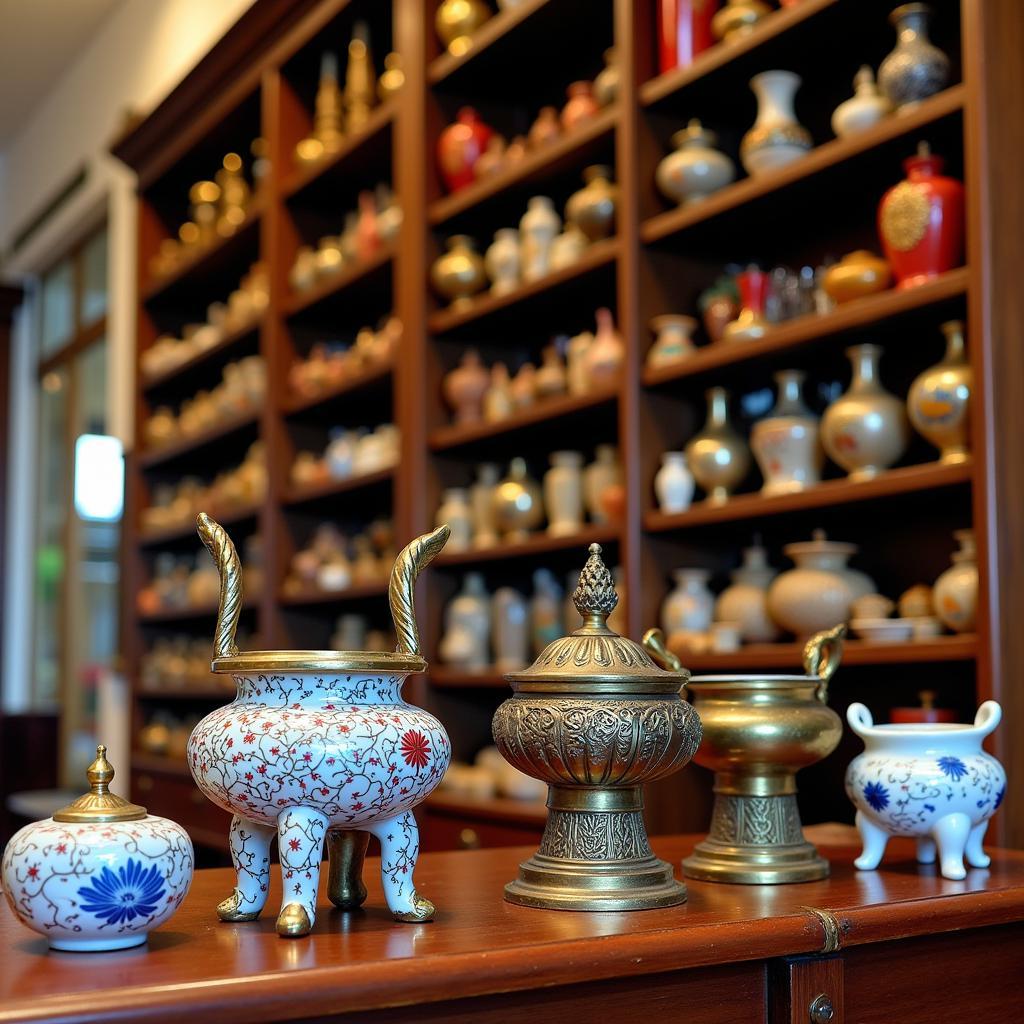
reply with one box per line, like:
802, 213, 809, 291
0, 0, 124, 147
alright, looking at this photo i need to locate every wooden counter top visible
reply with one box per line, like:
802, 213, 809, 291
3, 831, 1024, 1024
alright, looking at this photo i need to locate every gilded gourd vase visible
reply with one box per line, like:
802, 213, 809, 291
907, 319, 971, 464
187, 515, 452, 938
685, 386, 751, 504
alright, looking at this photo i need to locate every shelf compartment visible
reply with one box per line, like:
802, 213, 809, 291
139, 500, 261, 547
137, 409, 260, 471
278, 580, 389, 607
645, 460, 973, 532
283, 467, 394, 507
137, 596, 260, 624
141, 315, 263, 394
435, 524, 620, 568
641, 85, 966, 246
427, 106, 618, 225
284, 246, 394, 319
284, 362, 392, 416
428, 237, 619, 334
428, 386, 618, 452
642, 267, 969, 388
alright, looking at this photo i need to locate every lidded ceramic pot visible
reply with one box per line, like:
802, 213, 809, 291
933, 528, 978, 633
2, 746, 194, 951
821, 250, 892, 304
648, 314, 698, 369
716, 540, 780, 643
685, 386, 751, 504
907, 319, 971, 464
492, 544, 701, 910
831, 66, 893, 138
846, 700, 1004, 880
750, 369, 823, 495
878, 2, 950, 110
656, 120, 736, 207
188, 515, 452, 937
740, 71, 813, 176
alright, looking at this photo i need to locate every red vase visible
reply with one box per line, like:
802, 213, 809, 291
878, 144, 965, 290
658, 0, 719, 74
437, 107, 494, 193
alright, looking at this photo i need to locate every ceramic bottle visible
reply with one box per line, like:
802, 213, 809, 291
565, 165, 617, 242
519, 196, 561, 281
436, 487, 473, 552
722, 267, 769, 342
325, 428, 357, 479
443, 349, 490, 423
741, 70, 812, 176
583, 444, 623, 524
431, 235, 487, 307
933, 529, 978, 633
908, 319, 971, 464
549, 224, 589, 271
567, 332, 593, 395
750, 369, 823, 495
493, 457, 544, 540
437, 107, 494, 192
484, 363, 514, 422
511, 363, 537, 408
544, 451, 584, 536
661, 568, 715, 637
685, 386, 751, 503
535, 344, 567, 398
822, 344, 909, 479
485, 228, 521, 295
561, 81, 600, 129
492, 587, 530, 671
584, 308, 624, 384
654, 451, 695, 514
530, 569, 563, 657
439, 572, 491, 669
594, 47, 619, 106
470, 462, 501, 549
648, 314, 698, 370
656, 120, 736, 206
831, 66, 892, 139
527, 107, 561, 148
878, 143, 965, 289
715, 541, 780, 643
878, 3, 950, 110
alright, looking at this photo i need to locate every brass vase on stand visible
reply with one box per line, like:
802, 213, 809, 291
343, 21, 376, 133
645, 624, 845, 884
492, 544, 702, 911
295, 53, 344, 165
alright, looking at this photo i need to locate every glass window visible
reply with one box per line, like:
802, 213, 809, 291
80, 227, 108, 326
40, 259, 74, 356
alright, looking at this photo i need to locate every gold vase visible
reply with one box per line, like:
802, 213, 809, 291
431, 234, 487, 308
565, 164, 618, 242
647, 626, 845, 884
492, 544, 702, 911
436, 0, 492, 57
684, 386, 751, 504
907, 319, 971, 464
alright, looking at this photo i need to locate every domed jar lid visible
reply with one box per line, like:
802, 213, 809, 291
53, 746, 147, 823
505, 543, 690, 695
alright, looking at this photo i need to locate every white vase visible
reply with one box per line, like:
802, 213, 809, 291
831, 65, 892, 139
715, 541, 780, 643
656, 119, 736, 206
583, 444, 622, 524
543, 450, 584, 536
741, 70, 813, 176
654, 451, 695, 514
492, 587, 529, 671
750, 369, 823, 495
549, 225, 589, 271
933, 529, 978, 633
647, 314, 698, 370
519, 195, 560, 281
485, 228, 520, 295
567, 331, 593, 395
436, 487, 473, 552
439, 573, 490, 670
530, 568, 563, 657
470, 462, 501, 549
484, 363, 514, 422
822, 344, 909, 480
661, 568, 714, 636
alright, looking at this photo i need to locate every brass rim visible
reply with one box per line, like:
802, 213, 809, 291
211, 650, 426, 675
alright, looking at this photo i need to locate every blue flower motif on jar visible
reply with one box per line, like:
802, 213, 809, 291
78, 860, 166, 925
937, 755, 968, 781
863, 781, 890, 812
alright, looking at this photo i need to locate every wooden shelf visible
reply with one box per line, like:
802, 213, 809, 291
131, 753, 191, 777
278, 580, 389, 607
137, 596, 260, 624
425, 791, 547, 827
427, 106, 618, 225
641, 85, 965, 246
642, 267, 970, 387
645, 460, 973, 532
427, 0, 550, 85
284, 245, 394, 318
141, 315, 262, 392
284, 362, 392, 416
281, 100, 397, 199
283, 466, 394, 506
428, 386, 618, 451
428, 237, 619, 334
429, 666, 508, 689
137, 409, 260, 470
680, 635, 978, 671
138, 500, 261, 547
640, 0, 837, 107
436, 524, 620, 568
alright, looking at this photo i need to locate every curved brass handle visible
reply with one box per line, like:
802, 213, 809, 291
642, 627, 688, 697
389, 525, 450, 657
196, 513, 242, 659
802, 623, 847, 703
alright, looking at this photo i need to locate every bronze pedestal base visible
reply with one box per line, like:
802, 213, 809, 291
504, 787, 687, 911
682, 790, 829, 885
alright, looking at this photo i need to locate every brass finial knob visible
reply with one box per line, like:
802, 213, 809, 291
52, 744, 147, 823
86, 745, 115, 795
572, 543, 619, 623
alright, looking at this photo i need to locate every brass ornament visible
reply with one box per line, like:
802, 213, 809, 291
880, 181, 930, 251
739, 122, 812, 160
493, 543, 701, 911
53, 745, 147, 823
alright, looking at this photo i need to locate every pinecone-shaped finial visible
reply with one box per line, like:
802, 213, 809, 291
572, 543, 619, 622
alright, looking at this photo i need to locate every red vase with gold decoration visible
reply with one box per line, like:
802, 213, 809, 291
878, 143, 965, 290
658, 0, 719, 74
437, 107, 494, 193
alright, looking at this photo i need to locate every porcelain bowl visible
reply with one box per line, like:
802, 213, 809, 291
850, 617, 914, 643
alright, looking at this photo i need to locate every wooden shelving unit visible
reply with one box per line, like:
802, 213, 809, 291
113, 0, 1024, 851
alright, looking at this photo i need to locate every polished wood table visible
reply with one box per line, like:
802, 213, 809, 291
2, 829, 1023, 1024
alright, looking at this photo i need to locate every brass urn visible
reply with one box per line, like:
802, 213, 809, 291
492, 543, 701, 911
647, 625, 845, 884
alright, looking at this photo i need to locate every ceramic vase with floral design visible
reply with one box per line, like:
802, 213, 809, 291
822, 344, 909, 479
933, 529, 977, 633
751, 370, 823, 495
437, 107, 494, 193
908, 319, 971, 463
648, 314, 698, 369
740, 70, 812, 176
715, 541, 780, 643
685, 386, 751, 504
878, 3, 950, 110
656, 120, 736, 206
